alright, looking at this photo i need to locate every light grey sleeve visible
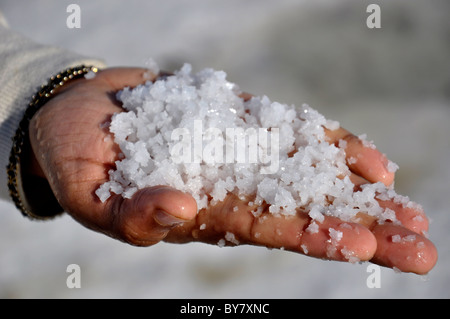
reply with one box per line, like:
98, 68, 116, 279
0, 18, 106, 203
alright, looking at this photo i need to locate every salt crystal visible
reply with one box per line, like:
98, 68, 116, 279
338, 139, 347, 149
251, 207, 263, 218
199, 223, 206, 230
339, 223, 352, 230
325, 119, 340, 131
96, 61, 414, 232
347, 157, 357, 165
95, 183, 112, 202
217, 239, 226, 247
225, 232, 239, 245
329, 228, 343, 243
387, 160, 399, 173
326, 243, 338, 258
402, 234, 416, 242
308, 206, 325, 223
392, 234, 416, 244
341, 247, 360, 263
379, 207, 398, 224
300, 244, 309, 254
306, 221, 319, 234
393, 266, 402, 274
84, 70, 96, 80
391, 234, 402, 243
144, 58, 160, 79
358, 134, 376, 149
416, 241, 425, 249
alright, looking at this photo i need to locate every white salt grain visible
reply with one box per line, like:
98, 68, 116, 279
96, 61, 419, 230
326, 243, 338, 258
300, 244, 309, 254
358, 134, 376, 149
217, 239, 226, 247
379, 207, 398, 224
306, 221, 319, 234
325, 119, 340, 131
341, 247, 360, 263
144, 58, 160, 79
225, 232, 239, 245
338, 139, 347, 149
84, 70, 96, 80
347, 157, 357, 165
329, 228, 343, 243
393, 266, 402, 274
392, 234, 416, 244
392, 234, 402, 243
199, 223, 206, 230
402, 234, 416, 242
339, 223, 352, 230
387, 160, 399, 173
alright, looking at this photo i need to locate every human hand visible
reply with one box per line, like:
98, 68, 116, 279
26, 67, 437, 274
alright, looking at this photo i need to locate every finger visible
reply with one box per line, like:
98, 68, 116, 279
377, 199, 429, 235
239, 92, 253, 102
325, 127, 395, 186
168, 194, 377, 263
370, 223, 438, 274
104, 186, 197, 246
349, 195, 429, 236
251, 214, 377, 263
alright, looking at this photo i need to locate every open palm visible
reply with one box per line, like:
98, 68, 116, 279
27, 67, 437, 274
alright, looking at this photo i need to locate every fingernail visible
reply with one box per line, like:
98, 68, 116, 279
154, 210, 186, 227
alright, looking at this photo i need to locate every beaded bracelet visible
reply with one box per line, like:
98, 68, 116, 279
7, 65, 99, 219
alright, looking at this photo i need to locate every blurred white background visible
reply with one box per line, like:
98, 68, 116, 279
0, 0, 449, 298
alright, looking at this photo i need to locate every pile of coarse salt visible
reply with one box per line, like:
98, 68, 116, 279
95, 63, 420, 230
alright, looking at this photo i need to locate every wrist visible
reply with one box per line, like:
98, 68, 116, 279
7, 65, 99, 219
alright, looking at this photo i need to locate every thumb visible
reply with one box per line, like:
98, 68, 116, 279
109, 186, 198, 246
